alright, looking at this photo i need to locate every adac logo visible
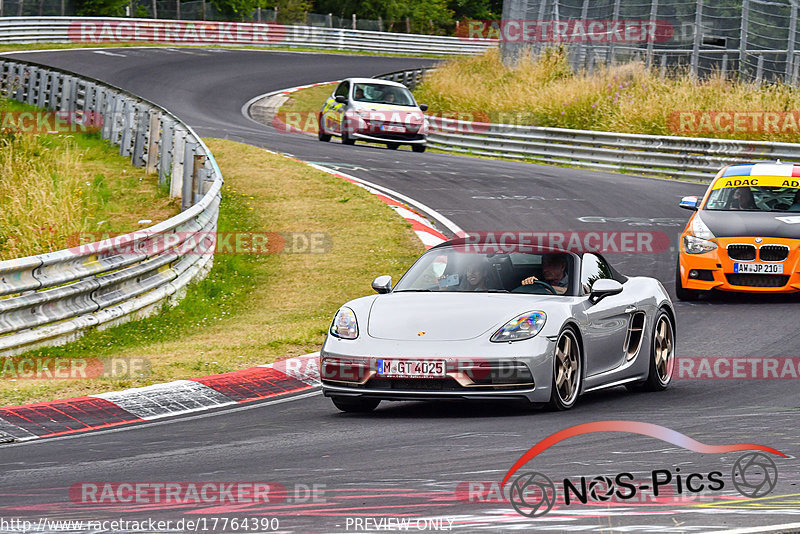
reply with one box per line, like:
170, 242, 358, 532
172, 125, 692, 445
501, 421, 784, 518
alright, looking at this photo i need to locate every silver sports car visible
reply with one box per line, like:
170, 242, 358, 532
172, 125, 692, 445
320, 238, 675, 413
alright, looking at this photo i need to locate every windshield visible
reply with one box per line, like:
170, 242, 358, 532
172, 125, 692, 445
393, 246, 575, 295
705, 182, 800, 212
353, 83, 416, 106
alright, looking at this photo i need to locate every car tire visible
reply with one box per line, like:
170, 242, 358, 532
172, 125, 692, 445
318, 117, 331, 142
341, 129, 356, 146
331, 397, 380, 413
547, 326, 582, 411
675, 259, 701, 301
635, 310, 675, 392
386, 143, 399, 150
412, 144, 426, 153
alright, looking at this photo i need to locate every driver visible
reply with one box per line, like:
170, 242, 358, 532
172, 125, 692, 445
730, 187, 756, 210
521, 254, 568, 294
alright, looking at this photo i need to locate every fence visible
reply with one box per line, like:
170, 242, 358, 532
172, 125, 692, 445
500, 0, 800, 86
0, 58, 222, 355
377, 67, 800, 180
0, 17, 493, 56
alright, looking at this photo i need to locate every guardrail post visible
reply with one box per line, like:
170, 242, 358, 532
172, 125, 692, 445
192, 153, 208, 205
58, 75, 72, 111
100, 89, 114, 140
13, 64, 26, 102
721, 54, 729, 78
170, 126, 187, 199
119, 98, 135, 156
793, 58, 799, 87
25, 66, 38, 106
45, 71, 58, 109
146, 111, 161, 174
159, 117, 174, 187
181, 140, 197, 210
132, 103, 149, 167
660, 54, 668, 80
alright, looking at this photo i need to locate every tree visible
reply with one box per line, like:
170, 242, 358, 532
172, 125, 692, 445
74, 0, 128, 16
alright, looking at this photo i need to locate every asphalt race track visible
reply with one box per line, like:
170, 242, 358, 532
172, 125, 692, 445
2, 47, 799, 533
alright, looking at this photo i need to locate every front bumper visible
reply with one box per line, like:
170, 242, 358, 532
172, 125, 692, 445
678, 235, 800, 293
350, 131, 426, 145
319, 335, 556, 403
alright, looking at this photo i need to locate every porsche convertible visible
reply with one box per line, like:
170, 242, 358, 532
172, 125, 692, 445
320, 237, 676, 413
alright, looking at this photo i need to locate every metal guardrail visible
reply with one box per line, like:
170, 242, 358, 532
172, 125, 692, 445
0, 57, 222, 355
0, 17, 493, 56
379, 67, 800, 180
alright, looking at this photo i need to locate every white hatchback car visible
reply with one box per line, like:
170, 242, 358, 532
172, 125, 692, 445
318, 78, 428, 152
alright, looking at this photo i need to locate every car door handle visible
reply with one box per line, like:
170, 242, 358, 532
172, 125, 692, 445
624, 305, 637, 313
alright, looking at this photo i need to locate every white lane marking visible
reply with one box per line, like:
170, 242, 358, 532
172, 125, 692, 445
307, 163, 463, 235
3, 390, 322, 447
93, 50, 126, 57
704, 523, 800, 534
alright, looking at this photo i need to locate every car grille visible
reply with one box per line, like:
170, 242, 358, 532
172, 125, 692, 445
727, 244, 756, 261
725, 274, 789, 287
374, 133, 425, 141
759, 245, 789, 262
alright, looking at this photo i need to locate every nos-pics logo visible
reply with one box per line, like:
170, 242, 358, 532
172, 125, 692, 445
502, 421, 784, 518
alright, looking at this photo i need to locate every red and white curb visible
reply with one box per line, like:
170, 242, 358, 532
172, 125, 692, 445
0, 353, 321, 442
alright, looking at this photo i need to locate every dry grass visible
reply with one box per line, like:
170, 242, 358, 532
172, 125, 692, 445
414, 48, 800, 142
0, 139, 424, 406
0, 103, 178, 260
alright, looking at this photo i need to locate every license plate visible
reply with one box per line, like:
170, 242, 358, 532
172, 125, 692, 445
377, 359, 446, 378
381, 125, 405, 133
734, 262, 784, 274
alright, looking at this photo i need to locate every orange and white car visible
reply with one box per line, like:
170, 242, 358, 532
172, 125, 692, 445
676, 162, 800, 300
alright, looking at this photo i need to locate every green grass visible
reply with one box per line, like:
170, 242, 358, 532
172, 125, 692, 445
0, 138, 424, 406
0, 98, 178, 260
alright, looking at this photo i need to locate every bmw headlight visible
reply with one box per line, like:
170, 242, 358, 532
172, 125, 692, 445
330, 307, 358, 339
684, 216, 717, 254
491, 311, 546, 343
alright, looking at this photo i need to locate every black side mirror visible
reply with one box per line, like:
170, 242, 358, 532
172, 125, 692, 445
335, 95, 347, 104
589, 278, 623, 304
419, 104, 428, 112
372, 275, 393, 294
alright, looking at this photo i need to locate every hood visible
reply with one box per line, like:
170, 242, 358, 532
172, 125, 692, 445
367, 292, 553, 341
699, 210, 800, 239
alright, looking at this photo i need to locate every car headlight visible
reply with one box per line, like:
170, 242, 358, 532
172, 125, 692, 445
490, 311, 546, 343
684, 216, 717, 254
330, 307, 358, 339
